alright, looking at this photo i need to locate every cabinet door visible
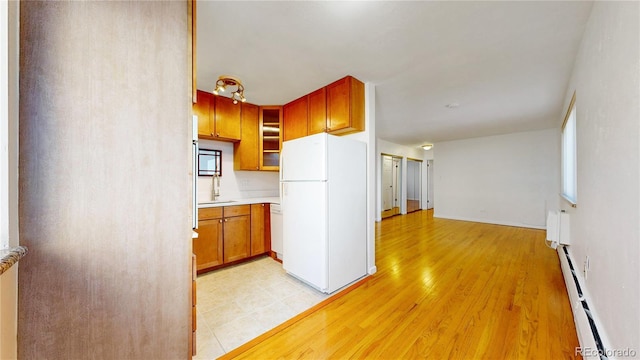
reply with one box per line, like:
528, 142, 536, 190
250, 203, 269, 256
223, 215, 251, 263
283, 96, 308, 141
194, 218, 223, 271
214, 96, 242, 141
326, 76, 365, 135
234, 103, 260, 170
193, 90, 214, 137
308, 87, 327, 135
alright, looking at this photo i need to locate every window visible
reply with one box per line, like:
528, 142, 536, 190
561, 92, 577, 206
198, 148, 222, 176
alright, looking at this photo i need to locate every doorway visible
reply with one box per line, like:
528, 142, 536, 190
426, 160, 434, 210
406, 159, 422, 213
381, 155, 402, 219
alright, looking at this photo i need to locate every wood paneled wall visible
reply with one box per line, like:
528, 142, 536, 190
18, 1, 192, 358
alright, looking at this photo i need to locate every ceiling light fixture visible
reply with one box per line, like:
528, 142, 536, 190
422, 144, 433, 151
212, 75, 246, 104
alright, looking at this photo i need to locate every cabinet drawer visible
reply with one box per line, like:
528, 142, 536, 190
223, 205, 251, 217
198, 207, 223, 220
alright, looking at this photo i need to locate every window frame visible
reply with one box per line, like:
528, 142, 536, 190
561, 91, 577, 207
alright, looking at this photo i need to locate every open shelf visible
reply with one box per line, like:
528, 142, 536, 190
260, 107, 282, 170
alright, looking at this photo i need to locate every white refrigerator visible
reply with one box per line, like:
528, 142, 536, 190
280, 133, 367, 294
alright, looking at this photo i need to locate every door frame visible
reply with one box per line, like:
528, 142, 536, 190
406, 158, 422, 213
380, 153, 403, 219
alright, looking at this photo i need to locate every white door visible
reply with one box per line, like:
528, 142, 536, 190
406, 159, 422, 209
392, 157, 401, 209
382, 155, 393, 211
427, 160, 434, 209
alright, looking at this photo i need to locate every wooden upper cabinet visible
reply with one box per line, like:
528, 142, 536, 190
308, 87, 327, 135
234, 103, 260, 170
234, 104, 281, 171
213, 96, 242, 141
193, 90, 241, 142
326, 76, 365, 135
194, 90, 214, 137
283, 96, 308, 142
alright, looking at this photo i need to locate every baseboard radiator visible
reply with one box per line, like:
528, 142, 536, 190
558, 245, 608, 359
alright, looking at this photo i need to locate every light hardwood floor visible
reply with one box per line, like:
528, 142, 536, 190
221, 210, 580, 359
407, 199, 421, 213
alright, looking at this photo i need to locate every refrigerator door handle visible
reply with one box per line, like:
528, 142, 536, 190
279, 148, 284, 182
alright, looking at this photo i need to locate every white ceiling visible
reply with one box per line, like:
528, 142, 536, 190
197, 1, 593, 147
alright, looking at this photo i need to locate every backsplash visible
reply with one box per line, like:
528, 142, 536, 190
197, 139, 279, 203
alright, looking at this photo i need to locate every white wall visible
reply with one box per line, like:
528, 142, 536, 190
559, 2, 639, 352
434, 128, 560, 229
197, 139, 279, 202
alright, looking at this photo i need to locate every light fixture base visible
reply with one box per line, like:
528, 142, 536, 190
213, 75, 246, 104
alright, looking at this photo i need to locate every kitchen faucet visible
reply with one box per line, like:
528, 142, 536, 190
212, 173, 220, 200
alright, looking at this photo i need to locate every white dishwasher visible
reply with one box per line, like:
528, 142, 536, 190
270, 203, 283, 261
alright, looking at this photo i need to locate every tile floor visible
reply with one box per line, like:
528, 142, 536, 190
194, 256, 331, 359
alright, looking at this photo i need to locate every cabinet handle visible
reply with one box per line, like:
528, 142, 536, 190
224, 219, 228, 222
256, 166, 259, 170
219, 219, 222, 223
216, 133, 220, 137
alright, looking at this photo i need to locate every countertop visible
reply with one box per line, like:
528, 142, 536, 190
197, 196, 280, 208
0, 246, 28, 276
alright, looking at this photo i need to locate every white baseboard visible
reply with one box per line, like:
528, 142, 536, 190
433, 213, 546, 230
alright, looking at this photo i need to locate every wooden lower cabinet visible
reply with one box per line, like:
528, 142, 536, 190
194, 203, 271, 273
223, 214, 251, 263
191, 254, 197, 356
251, 203, 271, 255
194, 217, 223, 270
